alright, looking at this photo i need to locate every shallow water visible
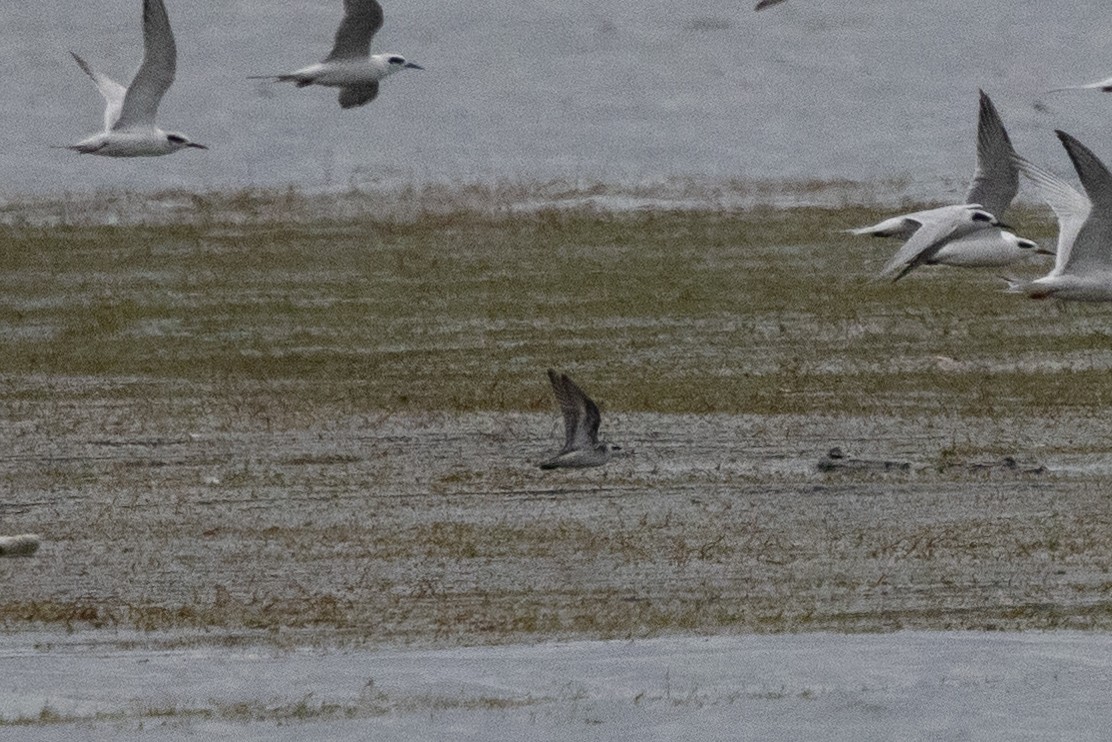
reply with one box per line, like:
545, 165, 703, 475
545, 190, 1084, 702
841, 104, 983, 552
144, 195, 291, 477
4, 630, 1112, 740
2, 1, 1111, 197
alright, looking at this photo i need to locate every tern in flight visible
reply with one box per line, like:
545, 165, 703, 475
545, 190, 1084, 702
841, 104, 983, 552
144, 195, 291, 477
1007, 132, 1112, 301
249, 0, 423, 109
67, 0, 206, 156
848, 91, 1046, 281
539, 369, 621, 470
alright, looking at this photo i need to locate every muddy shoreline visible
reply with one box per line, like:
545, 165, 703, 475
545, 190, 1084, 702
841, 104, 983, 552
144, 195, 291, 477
3, 403, 1109, 643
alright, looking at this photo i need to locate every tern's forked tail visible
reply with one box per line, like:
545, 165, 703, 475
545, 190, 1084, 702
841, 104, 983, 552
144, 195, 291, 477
248, 73, 315, 87
52, 142, 105, 154
1001, 277, 1053, 299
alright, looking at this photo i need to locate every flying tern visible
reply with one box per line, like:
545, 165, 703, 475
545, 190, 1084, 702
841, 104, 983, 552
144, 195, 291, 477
66, 0, 206, 157
539, 369, 621, 470
877, 205, 1011, 281
1006, 131, 1112, 301
249, 0, 423, 109
848, 91, 1044, 280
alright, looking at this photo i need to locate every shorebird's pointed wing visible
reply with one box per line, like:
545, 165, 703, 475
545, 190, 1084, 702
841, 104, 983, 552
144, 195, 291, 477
548, 370, 601, 452
548, 370, 577, 452
1012, 147, 1092, 276
1053, 131, 1112, 275
70, 52, 127, 131
964, 90, 1018, 218
755, 0, 787, 10
879, 205, 987, 281
338, 82, 379, 108
113, 0, 176, 131
562, 374, 602, 448
325, 0, 384, 62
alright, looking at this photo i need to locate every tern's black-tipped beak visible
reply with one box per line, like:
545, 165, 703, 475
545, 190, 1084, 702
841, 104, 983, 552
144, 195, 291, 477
404, 62, 424, 70
996, 220, 1013, 230
187, 143, 208, 150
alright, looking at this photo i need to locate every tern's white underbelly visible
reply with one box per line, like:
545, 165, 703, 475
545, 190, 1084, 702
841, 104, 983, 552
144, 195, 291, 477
290, 61, 387, 87
1027, 273, 1112, 302
930, 229, 1040, 268
73, 129, 177, 157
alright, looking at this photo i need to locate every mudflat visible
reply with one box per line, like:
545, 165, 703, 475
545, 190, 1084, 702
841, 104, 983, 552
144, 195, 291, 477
2, 190, 1110, 643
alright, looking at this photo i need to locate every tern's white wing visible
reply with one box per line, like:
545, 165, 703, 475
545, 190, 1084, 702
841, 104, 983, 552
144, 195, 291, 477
964, 90, 1018, 218
324, 0, 384, 62
70, 52, 127, 131
879, 205, 990, 281
846, 207, 959, 239
1012, 149, 1092, 277
112, 0, 176, 131
1053, 131, 1112, 276
1045, 77, 1112, 94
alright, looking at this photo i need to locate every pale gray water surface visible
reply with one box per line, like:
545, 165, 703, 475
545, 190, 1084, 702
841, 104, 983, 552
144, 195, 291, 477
3, 631, 1111, 740
2, 1, 1111, 198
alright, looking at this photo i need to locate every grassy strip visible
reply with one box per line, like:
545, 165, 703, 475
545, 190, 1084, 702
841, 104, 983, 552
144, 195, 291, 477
0, 202, 1093, 418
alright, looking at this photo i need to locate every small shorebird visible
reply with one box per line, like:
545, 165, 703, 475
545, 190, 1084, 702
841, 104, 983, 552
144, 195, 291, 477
249, 0, 423, 109
67, 0, 206, 156
539, 369, 621, 470
848, 91, 1046, 280
1006, 131, 1112, 301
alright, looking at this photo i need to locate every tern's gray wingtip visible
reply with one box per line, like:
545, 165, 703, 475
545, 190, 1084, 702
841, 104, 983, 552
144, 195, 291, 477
69, 51, 91, 73
977, 89, 997, 113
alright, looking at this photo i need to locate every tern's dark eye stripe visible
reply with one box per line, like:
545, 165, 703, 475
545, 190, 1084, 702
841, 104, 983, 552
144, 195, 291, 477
388, 56, 404, 65
167, 134, 186, 144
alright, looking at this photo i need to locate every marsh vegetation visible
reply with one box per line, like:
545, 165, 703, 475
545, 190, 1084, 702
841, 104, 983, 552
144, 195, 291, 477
2, 185, 1111, 643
